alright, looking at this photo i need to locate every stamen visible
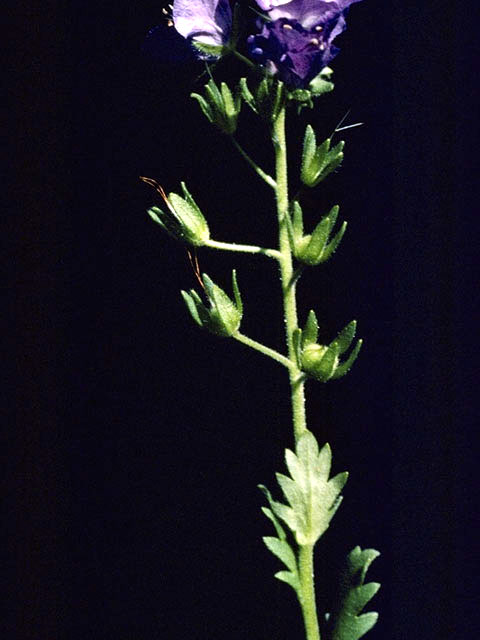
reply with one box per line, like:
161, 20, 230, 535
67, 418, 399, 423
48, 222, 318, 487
315, 25, 323, 32
310, 38, 320, 46
283, 24, 293, 30
319, 43, 326, 50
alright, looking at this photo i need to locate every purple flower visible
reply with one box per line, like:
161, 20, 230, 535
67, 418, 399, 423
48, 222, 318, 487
249, 0, 363, 88
172, 0, 232, 56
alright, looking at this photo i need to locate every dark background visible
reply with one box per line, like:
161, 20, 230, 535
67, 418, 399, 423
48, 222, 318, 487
10, 0, 478, 638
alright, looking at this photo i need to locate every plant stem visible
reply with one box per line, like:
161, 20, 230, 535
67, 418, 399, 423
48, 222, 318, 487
273, 107, 307, 443
299, 545, 321, 640
205, 238, 281, 260
234, 332, 294, 370
273, 106, 320, 640
230, 137, 277, 188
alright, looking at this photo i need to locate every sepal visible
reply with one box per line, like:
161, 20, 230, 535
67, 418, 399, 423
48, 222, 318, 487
181, 270, 242, 337
191, 78, 242, 134
297, 314, 362, 381
147, 182, 209, 246
325, 547, 380, 640
301, 124, 345, 187
239, 76, 285, 122
287, 201, 347, 265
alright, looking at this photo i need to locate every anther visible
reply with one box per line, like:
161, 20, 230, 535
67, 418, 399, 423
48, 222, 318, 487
310, 38, 320, 46
283, 24, 293, 30
315, 25, 323, 32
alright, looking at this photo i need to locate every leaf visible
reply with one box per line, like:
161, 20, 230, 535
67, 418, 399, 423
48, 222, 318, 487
263, 537, 297, 573
326, 546, 380, 640
259, 487, 301, 597
275, 570, 301, 593
264, 432, 347, 546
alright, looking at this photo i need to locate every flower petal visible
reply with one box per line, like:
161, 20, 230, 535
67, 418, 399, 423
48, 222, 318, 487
173, 0, 232, 46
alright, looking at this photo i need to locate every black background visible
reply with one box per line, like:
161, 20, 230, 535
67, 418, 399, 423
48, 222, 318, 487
10, 0, 478, 639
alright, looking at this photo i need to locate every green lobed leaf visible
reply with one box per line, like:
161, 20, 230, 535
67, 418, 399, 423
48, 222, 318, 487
259, 488, 301, 597
326, 546, 380, 640
275, 570, 301, 593
265, 431, 347, 545
263, 536, 297, 574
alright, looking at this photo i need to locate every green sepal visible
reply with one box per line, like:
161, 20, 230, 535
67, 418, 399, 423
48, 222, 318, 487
147, 182, 209, 247
330, 339, 363, 380
321, 220, 347, 261
299, 316, 362, 382
326, 546, 380, 640
191, 41, 226, 59
303, 310, 319, 346
261, 432, 348, 546
181, 271, 242, 337
290, 203, 346, 265
301, 126, 345, 187
239, 77, 257, 113
330, 320, 357, 355
240, 76, 285, 122
191, 78, 241, 134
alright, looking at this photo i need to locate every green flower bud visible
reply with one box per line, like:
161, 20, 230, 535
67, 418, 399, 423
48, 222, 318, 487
239, 77, 285, 123
191, 78, 242, 134
287, 201, 347, 266
181, 271, 243, 338
296, 312, 363, 381
147, 182, 209, 247
300, 124, 345, 187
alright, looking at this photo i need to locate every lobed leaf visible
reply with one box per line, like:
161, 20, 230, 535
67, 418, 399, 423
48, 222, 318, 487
326, 546, 380, 640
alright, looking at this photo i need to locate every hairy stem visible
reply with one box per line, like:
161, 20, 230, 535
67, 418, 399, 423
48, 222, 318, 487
230, 137, 277, 188
299, 545, 321, 640
205, 238, 280, 260
273, 107, 307, 442
273, 106, 320, 640
234, 332, 294, 370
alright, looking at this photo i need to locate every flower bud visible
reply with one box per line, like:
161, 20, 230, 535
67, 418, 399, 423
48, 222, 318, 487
191, 78, 242, 134
147, 182, 209, 247
288, 201, 346, 265
300, 124, 344, 187
181, 271, 243, 337
239, 76, 286, 123
295, 311, 362, 381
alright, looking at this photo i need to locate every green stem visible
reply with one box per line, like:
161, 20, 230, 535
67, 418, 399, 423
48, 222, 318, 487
273, 108, 307, 443
205, 238, 281, 260
299, 545, 321, 640
233, 332, 294, 370
273, 106, 320, 640
230, 137, 277, 188
231, 49, 256, 70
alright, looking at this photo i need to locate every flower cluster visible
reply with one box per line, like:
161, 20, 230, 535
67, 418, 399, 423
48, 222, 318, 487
169, 0, 363, 88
